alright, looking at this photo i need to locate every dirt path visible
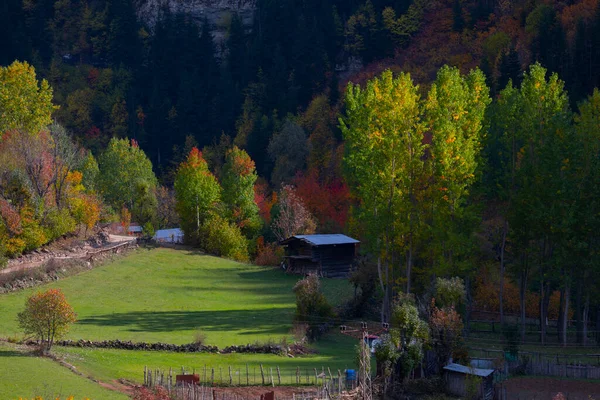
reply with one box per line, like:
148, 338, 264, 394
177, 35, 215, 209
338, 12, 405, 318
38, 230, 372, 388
1, 233, 136, 275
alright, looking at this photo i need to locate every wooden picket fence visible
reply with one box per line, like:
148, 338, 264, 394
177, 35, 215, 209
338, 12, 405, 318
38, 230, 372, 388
144, 365, 355, 400
144, 365, 356, 388
526, 360, 600, 379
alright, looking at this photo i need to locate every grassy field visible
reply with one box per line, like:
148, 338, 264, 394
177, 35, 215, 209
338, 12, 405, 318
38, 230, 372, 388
0, 342, 128, 400
53, 333, 359, 384
0, 247, 357, 396
0, 247, 353, 347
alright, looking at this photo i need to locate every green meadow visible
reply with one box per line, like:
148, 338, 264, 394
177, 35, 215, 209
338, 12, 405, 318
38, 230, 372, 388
0, 247, 357, 397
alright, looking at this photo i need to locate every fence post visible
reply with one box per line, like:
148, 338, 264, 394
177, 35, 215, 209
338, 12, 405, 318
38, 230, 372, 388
277, 366, 281, 385
260, 364, 265, 385
246, 364, 249, 386
229, 366, 233, 385
270, 367, 275, 387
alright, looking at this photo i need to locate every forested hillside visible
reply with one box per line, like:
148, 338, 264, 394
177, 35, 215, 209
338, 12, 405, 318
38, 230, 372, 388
3, 0, 600, 175
3, 0, 600, 349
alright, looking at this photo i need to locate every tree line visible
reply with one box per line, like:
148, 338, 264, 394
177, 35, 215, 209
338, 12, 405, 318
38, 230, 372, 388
342, 63, 600, 348
3, 29, 600, 348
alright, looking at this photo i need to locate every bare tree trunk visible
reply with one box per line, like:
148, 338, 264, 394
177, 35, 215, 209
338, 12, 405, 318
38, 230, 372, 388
500, 219, 508, 327
583, 293, 590, 347
557, 288, 565, 342
377, 257, 387, 323
562, 284, 570, 348
519, 269, 527, 342
406, 240, 412, 295
576, 279, 583, 345
596, 306, 600, 345
540, 284, 551, 346
465, 275, 472, 337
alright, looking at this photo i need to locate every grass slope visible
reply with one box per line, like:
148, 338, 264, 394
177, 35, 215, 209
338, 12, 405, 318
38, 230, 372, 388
0, 247, 352, 347
53, 333, 359, 384
0, 342, 128, 400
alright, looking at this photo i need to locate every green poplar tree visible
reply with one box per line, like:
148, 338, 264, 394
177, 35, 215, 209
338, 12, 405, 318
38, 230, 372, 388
341, 70, 425, 320
97, 137, 157, 225
221, 146, 261, 238
423, 66, 491, 280
174, 148, 221, 245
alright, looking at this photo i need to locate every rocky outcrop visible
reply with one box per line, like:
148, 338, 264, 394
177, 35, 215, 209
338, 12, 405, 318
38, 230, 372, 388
135, 0, 256, 45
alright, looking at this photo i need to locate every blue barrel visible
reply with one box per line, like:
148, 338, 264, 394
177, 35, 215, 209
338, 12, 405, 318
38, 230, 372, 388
346, 369, 356, 381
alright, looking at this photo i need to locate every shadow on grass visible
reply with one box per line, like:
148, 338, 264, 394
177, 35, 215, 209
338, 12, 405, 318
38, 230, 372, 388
0, 349, 32, 357
77, 308, 296, 336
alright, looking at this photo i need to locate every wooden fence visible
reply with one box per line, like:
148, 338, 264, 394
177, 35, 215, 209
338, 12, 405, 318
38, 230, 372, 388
144, 365, 357, 389
526, 360, 600, 379
144, 366, 353, 400
469, 347, 600, 367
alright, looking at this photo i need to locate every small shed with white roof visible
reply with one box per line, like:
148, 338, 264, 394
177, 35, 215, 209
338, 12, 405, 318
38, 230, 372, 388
443, 363, 495, 400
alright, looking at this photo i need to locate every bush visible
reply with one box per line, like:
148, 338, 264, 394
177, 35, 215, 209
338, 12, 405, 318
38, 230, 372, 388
142, 221, 155, 238
293, 274, 334, 341
19, 208, 48, 252
254, 238, 283, 266
201, 214, 249, 262
132, 386, 171, 400
194, 330, 207, 346
5, 237, 26, 257
435, 277, 465, 308
43, 207, 76, 241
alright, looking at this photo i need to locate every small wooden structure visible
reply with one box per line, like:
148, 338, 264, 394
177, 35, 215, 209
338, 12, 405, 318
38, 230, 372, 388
176, 373, 199, 386
279, 234, 359, 278
443, 363, 494, 400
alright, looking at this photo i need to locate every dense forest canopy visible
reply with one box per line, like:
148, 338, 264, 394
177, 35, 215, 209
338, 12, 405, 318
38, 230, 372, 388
3, 0, 600, 350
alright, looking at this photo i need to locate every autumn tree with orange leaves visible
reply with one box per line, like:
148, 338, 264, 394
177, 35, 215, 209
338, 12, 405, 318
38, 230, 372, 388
18, 289, 77, 354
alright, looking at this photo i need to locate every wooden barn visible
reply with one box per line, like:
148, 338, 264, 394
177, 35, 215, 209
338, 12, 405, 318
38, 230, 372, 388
279, 234, 359, 278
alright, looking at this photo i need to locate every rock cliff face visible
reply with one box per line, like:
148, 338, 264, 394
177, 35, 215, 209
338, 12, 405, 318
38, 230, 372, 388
135, 0, 256, 45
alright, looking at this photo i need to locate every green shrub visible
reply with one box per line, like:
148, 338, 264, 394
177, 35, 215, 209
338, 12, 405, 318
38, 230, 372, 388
293, 274, 334, 341
20, 209, 48, 252
201, 214, 249, 262
43, 208, 76, 241
142, 221, 155, 238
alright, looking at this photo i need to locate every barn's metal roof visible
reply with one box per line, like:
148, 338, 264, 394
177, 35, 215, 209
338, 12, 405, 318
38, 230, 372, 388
443, 363, 495, 377
280, 234, 360, 246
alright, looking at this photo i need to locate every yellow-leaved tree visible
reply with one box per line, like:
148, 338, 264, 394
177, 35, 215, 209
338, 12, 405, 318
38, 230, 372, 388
0, 61, 56, 138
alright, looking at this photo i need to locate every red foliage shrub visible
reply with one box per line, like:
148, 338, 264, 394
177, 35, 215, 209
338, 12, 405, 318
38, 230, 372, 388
254, 237, 283, 266
132, 386, 171, 400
